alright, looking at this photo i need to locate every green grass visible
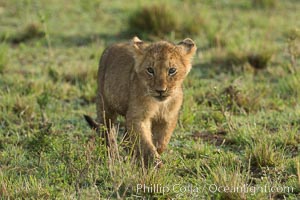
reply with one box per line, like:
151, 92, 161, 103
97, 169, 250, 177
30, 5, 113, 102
0, 0, 300, 199
0, 43, 8, 73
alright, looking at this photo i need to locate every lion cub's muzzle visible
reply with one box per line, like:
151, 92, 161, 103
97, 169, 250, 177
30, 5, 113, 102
153, 88, 169, 101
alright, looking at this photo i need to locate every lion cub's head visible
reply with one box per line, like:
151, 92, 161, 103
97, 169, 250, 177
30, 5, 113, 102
130, 36, 197, 101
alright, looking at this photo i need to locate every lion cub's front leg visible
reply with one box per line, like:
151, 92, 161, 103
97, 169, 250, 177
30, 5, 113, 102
126, 117, 160, 166
152, 117, 178, 155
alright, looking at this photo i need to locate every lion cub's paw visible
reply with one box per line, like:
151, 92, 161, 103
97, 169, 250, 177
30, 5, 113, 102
154, 158, 163, 169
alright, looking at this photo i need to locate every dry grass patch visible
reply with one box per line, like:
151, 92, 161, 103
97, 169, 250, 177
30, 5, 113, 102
207, 164, 249, 200
128, 4, 178, 37
251, 0, 277, 8
128, 4, 203, 38
246, 140, 285, 168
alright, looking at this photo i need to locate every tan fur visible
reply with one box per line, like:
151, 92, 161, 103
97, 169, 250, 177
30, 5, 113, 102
95, 37, 196, 165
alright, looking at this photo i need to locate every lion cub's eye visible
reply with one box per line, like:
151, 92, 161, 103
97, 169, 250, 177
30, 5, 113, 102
146, 67, 154, 75
168, 68, 177, 76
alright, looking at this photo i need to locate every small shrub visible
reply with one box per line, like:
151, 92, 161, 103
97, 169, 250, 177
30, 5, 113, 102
208, 164, 249, 200
225, 51, 248, 66
48, 67, 59, 82
211, 51, 247, 67
128, 4, 178, 37
128, 4, 205, 38
285, 28, 300, 41
247, 51, 272, 70
210, 49, 272, 73
37, 91, 50, 110
222, 85, 261, 113
204, 84, 261, 115
246, 141, 284, 168
10, 23, 45, 44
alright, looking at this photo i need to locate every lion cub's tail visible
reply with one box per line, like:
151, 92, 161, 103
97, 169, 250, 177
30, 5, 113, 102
84, 115, 99, 131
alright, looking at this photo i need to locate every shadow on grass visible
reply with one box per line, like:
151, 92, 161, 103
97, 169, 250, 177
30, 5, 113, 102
53, 32, 127, 47
4, 31, 130, 47
193, 62, 245, 79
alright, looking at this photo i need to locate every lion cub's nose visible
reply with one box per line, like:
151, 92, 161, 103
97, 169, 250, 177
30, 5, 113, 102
155, 88, 167, 96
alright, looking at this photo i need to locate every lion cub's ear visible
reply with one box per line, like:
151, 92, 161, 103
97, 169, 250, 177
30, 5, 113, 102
129, 36, 148, 70
177, 38, 197, 59
129, 36, 147, 71
130, 36, 147, 57
177, 38, 197, 73
131, 36, 143, 51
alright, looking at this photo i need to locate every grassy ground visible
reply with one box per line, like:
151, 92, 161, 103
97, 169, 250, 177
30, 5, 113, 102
0, 0, 299, 199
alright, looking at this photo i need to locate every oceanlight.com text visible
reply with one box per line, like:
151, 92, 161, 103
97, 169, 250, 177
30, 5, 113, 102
136, 183, 294, 196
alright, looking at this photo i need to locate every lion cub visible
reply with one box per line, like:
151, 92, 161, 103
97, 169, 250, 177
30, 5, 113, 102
85, 37, 196, 166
